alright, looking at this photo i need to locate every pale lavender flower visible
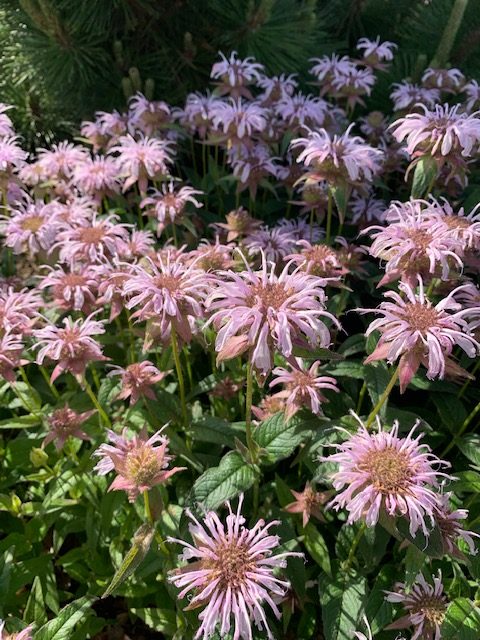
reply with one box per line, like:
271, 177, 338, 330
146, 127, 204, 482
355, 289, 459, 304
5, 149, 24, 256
325, 414, 452, 536
270, 358, 338, 419
54, 213, 130, 264
187, 239, 235, 272
18, 161, 47, 187
309, 54, 352, 85
72, 155, 121, 200
33, 312, 108, 382
168, 495, 301, 640
0, 331, 23, 383
180, 91, 223, 137
390, 82, 440, 112
286, 240, 347, 281
0, 136, 27, 175
140, 181, 203, 234
128, 92, 171, 135
44, 406, 95, 450
210, 98, 267, 143
291, 124, 383, 186
356, 36, 397, 69
39, 264, 98, 312
361, 279, 480, 392
37, 141, 89, 179
463, 79, 480, 112
54, 196, 96, 225
0, 287, 42, 335
210, 51, 264, 99
96, 109, 128, 138
428, 197, 480, 252
109, 133, 174, 193
0, 104, 15, 138
120, 229, 156, 259
80, 119, 108, 152
277, 217, 323, 244
229, 144, 280, 198
0, 620, 34, 640
433, 492, 479, 557
108, 360, 168, 405
359, 110, 390, 143
350, 190, 386, 226
93, 426, 184, 501
123, 251, 209, 345
385, 572, 448, 640
211, 207, 262, 242
257, 73, 298, 104
207, 252, 339, 375
276, 93, 330, 131
244, 226, 297, 263
330, 66, 376, 110
422, 67, 465, 93
1, 199, 61, 255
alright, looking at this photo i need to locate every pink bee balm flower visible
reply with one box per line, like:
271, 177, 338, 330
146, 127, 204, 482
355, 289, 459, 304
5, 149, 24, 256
72, 155, 121, 200
0, 103, 15, 138
210, 98, 268, 143
390, 82, 440, 112
325, 414, 452, 536
275, 93, 330, 131
433, 492, 479, 557
356, 37, 397, 69
37, 140, 89, 180
109, 360, 168, 405
167, 495, 302, 640
140, 181, 203, 235
128, 92, 171, 135
93, 426, 184, 502
123, 251, 209, 346
385, 572, 448, 640
0, 287, 42, 335
210, 51, 264, 99
0, 136, 27, 175
33, 312, 108, 382
270, 359, 338, 419
257, 73, 298, 104
109, 133, 174, 193
211, 207, 262, 243
286, 240, 347, 281
252, 395, 287, 422
1, 199, 61, 255
463, 79, 480, 112
207, 253, 339, 375
291, 125, 383, 186
284, 482, 331, 527
0, 621, 34, 640
120, 229, 155, 260
0, 331, 23, 383
422, 67, 465, 93
244, 225, 297, 263
39, 264, 98, 312
361, 279, 480, 392
44, 406, 95, 450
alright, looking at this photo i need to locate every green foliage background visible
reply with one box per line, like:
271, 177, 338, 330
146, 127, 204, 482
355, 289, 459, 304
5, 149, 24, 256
1, 0, 480, 145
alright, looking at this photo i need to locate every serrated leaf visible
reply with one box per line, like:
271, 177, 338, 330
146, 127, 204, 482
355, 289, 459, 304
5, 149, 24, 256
190, 451, 257, 510
411, 155, 437, 198
364, 565, 395, 634
319, 567, 367, 640
103, 524, 155, 598
457, 435, 480, 467
441, 598, 480, 639
254, 412, 314, 462
0, 415, 41, 429
454, 471, 480, 493
304, 523, 331, 575
35, 596, 96, 640
433, 395, 467, 433
327, 361, 365, 379
130, 608, 176, 635
192, 417, 245, 448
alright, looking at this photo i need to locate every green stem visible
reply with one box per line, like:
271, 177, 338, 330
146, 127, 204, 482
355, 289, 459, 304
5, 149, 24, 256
441, 399, 480, 456
426, 278, 437, 298
39, 365, 60, 399
326, 187, 333, 243
343, 522, 367, 571
365, 366, 399, 429
83, 376, 112, 428
458, 359, 480, 398
11, 383, 42, 420
356, 381, 367, 414
143, 490, 153, 525
430, 0, 469, 68
171, 222, 178, 248
171, 326, 188, 426
245, 358, 254, 455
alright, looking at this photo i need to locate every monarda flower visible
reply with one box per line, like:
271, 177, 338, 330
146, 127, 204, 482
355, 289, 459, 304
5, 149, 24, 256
72, 155, 121, 201
463, 79, 480, 112
207, 252, 339, 375
1, 199, 61, 255
109, 360, 168, 405
275, 93, 330, 132
140, 181, 203, 235
291, 125, 383, 188
0, 104, 14, 138
167, 495, 301, 640
270, 358, 338, 419
210, 51, 264, 99
286, 240, 347, 281
39, 264, 98, 313
356, 37, 397, 70
252, 395, 287, 422
210, 98, 268, 145
390, 82, 440, 112
433, 492, 479, 558
109, 133, 174, 193
385, 572, 448, 640
284, 482, 331, 527
257, 73, 298, 105
33, 313, 108, 382
123, 251, 209, 346
44, 406, 95, 450
0, 287, 42, 335
128, 92, 171, 135
0, 331, 23, 382
93, 426, 184, 501
361, 279, 480, 392
0, 136, 28, 177
0, 621, 34, 640
421, 67, 465, 94
244, 225, 297, 263
325, 414, 451, 536
211, 207, 262, 242
37, 140, 89, 180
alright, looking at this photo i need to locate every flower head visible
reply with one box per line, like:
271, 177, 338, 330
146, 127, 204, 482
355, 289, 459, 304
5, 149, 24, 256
361, 279, 480, 391
0, 331, 23, 382
44, 406, 95, 450
93, 426, 184, 501
141, 181, 203, 235
207, 252, 339, 375
0, 136, 27, 175
385, 572, 448, 640
0, 104, 15, 138
244, 225, 297, 263
0, 621, 34, 640
210, 51, 264, 99
286, 240, 347, 281
1, 199, 61, 255
325, 414, 452, 536
212, 207, 262, 242
33, 312, 108, 382
422, 67, 465, 93
39, 264, 98, 312
128, 92, 171, 135
433, 492, 479, 557
390, 82, 440, 112
109, 360, 168, 405
270, 358, 338, 419
284, 482, 331, 527
168, 495, 301, 640
72, 155, 121, 200
37, 141, 89, 180
356, 37, 397, 69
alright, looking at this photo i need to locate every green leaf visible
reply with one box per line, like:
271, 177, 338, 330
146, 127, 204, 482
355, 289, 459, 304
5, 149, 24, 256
254, 412, 314, 462
319, 566, 367, 640
192, 417, 245, 448
404, 544, 426, 588
338, 334, 365, 357
396, 518, 444, 558
0, 415, 41, 429
35, 596, 96, 640
103, 524, 155, 598
190, 451, 257, 510
327, 361, 365, 379
454, 471, 480, 493
303, 523, 331, 575
441, 598, 480, 640
364, 364, 391, 418
364, 566, 395, 634
291, 346, 344, 361
411, 155, 438, 198
433, 395, 467, 433
330, 183, 351, 224
0, 546, 14, 616
130, 608, 176, 635
457, 435, 480, 467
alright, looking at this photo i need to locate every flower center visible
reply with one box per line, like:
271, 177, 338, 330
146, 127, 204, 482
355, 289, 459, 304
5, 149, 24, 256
21, 215, 44, 232
206, 540, 252, 590
247, 282, 292, 310
359, 446, 412, 493
402, 302, 439, 333
443, 216, 469, 230
154, 274, 180, 292
63, 273, 87, 287
125, 446, 160, 486
77, 226, 105, 244
406, 229, 433, 250
412, 596, 446, 628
